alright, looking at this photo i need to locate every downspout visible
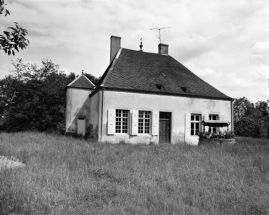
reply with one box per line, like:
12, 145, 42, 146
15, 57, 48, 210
231, 99, 234, 132
101, 89, 104, 142
98, 88, 104, 142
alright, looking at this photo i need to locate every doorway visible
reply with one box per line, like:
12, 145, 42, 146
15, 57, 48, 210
159, 112, 171, 143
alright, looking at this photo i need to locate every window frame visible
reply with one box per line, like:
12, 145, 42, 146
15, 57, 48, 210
209, 114, 219, 134
138, 111, 151, 134
115, 109, 129, 134
191, 114, 201, 136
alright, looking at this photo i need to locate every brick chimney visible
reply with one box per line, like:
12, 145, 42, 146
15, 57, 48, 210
110, 36, 121, 63
158, 43, 168, 55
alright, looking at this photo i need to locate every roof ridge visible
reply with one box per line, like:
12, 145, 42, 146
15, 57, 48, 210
82, 75, 95, 87
67, 75, 81, 87
121, 47, 170, 56
67, 74, 95, 89
100, 48, 122, 86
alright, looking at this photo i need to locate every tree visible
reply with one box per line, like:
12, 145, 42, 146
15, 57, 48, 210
0, 59, 76, 132
0, 59, 101, 133
234, 97, 269, 138
235, 117, 267, 138
233, 97, 254, 122
84, 73, 101, 86
255, 100, 269, 118
0, 0, 29, 55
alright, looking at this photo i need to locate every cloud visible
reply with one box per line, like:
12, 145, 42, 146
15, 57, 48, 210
1, 0, 269, 102
252, 42, 269, 54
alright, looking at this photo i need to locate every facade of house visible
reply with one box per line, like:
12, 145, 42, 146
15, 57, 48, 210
65, 74, 95, 136
66, 36, 233, 145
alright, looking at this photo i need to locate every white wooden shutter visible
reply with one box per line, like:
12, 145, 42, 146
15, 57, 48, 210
107, 109, 115, 135
131, 110, 138, 135
185, 113, 191, 141
152, 111, 159, 135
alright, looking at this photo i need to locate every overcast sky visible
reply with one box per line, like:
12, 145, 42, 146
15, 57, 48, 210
0, 0, 268, 102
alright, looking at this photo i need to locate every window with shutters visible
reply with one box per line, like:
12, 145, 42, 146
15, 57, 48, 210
115, 110, 129, 133
138, 111, 151, 134
191, 114, 201, 136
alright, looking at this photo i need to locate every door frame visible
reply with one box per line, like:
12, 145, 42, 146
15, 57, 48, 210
159, 112, 172, 143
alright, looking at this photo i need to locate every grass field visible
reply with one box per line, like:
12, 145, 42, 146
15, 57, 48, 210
0, 132, 269, 215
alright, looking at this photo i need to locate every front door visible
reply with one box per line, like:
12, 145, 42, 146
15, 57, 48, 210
159, 112, 171, 143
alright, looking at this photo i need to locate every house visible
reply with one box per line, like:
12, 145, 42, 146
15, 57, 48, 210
65, 35, 234, 145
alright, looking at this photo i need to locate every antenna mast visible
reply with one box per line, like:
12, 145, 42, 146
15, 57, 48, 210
150, 27, 170, 43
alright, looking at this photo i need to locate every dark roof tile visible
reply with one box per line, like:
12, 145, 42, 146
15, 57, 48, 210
68, 75, 95, 89
101, 48, 231, 100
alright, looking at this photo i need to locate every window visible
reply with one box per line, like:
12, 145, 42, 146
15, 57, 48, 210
209, 114, 218, 133
191, 114, 201, 136
209, 114, 218, 120
116, 110, 129, 133
155, 84, 166, 91
138, 111, 151, 134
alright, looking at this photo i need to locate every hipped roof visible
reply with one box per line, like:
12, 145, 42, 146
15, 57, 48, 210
97, 48, 232, 100
67, 75, 95, 89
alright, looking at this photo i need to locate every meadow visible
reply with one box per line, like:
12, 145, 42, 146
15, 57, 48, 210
0, 132, 269, 215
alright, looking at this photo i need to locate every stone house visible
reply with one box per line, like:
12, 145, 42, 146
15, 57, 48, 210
65, 35, 233, 145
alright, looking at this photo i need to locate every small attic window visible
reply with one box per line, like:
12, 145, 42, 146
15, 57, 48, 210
156, 84, 165, 90
181, 86, 188, 92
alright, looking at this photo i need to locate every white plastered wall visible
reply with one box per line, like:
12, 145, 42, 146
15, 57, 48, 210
100, 90, 232, 145
65, 88, 92, 134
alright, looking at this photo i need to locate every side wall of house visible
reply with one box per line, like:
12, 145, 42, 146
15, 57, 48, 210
100, 90, 232, 145
65, 88, 92, 135
89, 90, 100, 140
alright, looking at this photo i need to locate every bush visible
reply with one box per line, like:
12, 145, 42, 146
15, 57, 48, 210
235, 117, 267, 138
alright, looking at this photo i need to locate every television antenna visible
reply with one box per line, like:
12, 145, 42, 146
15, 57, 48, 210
150, 27, 171, 43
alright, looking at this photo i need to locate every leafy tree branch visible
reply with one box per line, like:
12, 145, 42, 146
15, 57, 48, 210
0, 0, 29, 55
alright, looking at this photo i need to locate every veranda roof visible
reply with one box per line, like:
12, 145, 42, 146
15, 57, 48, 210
202, 120, 230, 127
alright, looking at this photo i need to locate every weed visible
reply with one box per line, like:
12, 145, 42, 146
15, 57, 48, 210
0, 132, 269, 214
119, 139, 127, 145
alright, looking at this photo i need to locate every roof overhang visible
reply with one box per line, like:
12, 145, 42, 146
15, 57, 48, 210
90, 86, 233, 101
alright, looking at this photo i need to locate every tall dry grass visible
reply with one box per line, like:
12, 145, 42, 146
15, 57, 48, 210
0, 132, 269, 214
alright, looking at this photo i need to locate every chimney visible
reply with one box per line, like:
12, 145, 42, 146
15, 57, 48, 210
110, 36, 121, 63
158, 43, 169, 55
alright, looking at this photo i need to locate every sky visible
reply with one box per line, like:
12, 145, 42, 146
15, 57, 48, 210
0, 0, 269, 102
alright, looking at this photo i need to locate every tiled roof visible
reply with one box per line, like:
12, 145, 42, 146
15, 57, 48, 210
101, 48, 231, 100
67, 75, 95, 89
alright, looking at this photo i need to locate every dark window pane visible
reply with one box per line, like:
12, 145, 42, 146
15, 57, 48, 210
145, 129, 149, 133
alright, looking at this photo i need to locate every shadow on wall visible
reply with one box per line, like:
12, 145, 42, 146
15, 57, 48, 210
66, 97, 98, 140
